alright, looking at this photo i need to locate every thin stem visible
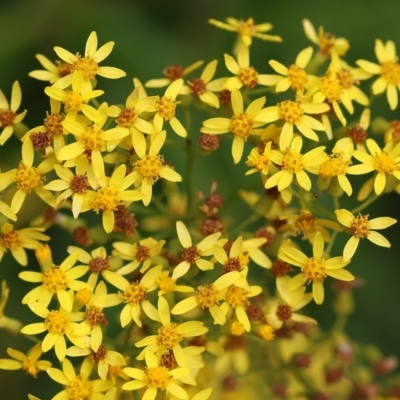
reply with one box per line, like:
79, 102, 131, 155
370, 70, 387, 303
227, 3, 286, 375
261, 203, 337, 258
325, 231, 337, 255
231, 212, 262, 236
350, 193, 378, 214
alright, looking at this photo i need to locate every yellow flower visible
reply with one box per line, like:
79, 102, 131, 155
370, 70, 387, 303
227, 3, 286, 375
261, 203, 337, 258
266, 135, 328, 192
201, 89, 266, 164
245, 141, 273, 178
208, 17, 282, 47
0, 222, 50, 267
335, 209, 397, 262
29, 54, 72, 84
357, 39, 400, 110
47, 357, 113, 399
172, 221, 221, 279
51, 31, 126, 91
0, 81, 27, 145
131, 130, 182, 206
19, 250, 87, 312
135, 296, 208, 367
255, 98, 329, 150
347, 138, 400, 195
0, 343, 51, 377
156, 269, 194, 297
278, 232, 354, 304
122, 351, 190, 399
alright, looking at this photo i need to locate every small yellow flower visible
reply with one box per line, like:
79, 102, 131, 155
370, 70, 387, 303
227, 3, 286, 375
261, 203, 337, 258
335, 209, 397, 262
245, 141, 273, 178
0, 81, 27, 145
29, 54, 72, 84
156, 269, 194, 297
278, 232, 354, 304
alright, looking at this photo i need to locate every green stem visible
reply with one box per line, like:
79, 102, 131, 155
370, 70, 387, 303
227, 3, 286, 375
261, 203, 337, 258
151, 196, 173, 216
325, 231, 337, 255
231, 212, 262, 236
350, 193, 378, 214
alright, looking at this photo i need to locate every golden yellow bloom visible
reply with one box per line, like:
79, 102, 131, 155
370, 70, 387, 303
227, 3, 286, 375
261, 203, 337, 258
29, 54, 72, 84
201, 89, 266, 163
357, 39, 400, 110
156, 269, 194, 297
335, 209, 397, 262
0, 81, 27, 145
245, 141, 273, 178
278, 232, 354, 304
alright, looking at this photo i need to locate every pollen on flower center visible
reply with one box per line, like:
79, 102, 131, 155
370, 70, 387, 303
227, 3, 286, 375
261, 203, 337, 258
70, 175, 89, 194
278, 100, 304, 124
161, 350, 178, 369
121, 282, 146, 304
92, 186, 121, 212
224, 285, 250, 308
287, 64, 308, 91
350, 214, 370, 238
319, 155, 349, 178
42, 266, 68, 293
81, 126, 104, 151
239, 67, 258, 88
282, 151, 305, 173
156, 96, 177, 121
64, 91, 84, 113
72, 56, 99, 80
66, 375, 92, 400
197, 284, 218, 309
135, 245, 150, 262
84, 305, 108, 327
246, 149, 269, 171
15, 163, 43, 192
189, 78, 206, 95
75, 287, 93, 305
158, 276, 176, 293
295, 213, 316, 234
303, 257, 327, 282
116, 108, 139, 128
44, 112, 64, 136
230, 113, 253, 138
157, 323, 182, 349
89, 256, 110, 273
0, 229, 22, 249
134, 154, 164, 183
223, 257, 242, 273
181, 246, 200, 264
320, 73, 342, 102
381, 61, 400, 85
22, 357, 40, 377
337, 70, 354, 89
276, 304, 292, 321
0, 109, 16, 127
144, 366, 171, 390
374, 152, 396, 174
45, 309, 70, 334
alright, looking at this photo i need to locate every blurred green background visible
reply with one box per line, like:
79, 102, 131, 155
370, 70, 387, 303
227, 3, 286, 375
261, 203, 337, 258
1, 0, 400, 398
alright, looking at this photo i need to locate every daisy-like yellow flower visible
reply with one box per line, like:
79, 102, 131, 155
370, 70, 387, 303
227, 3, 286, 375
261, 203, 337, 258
0, 81, 27, 145
45, 72, 104, 123
131, 130, 182, 206
154, 78, 187, 137
156, 269, 194, 297
245, 141, 273, 179
19, 250, 87, 312
112, 237, 166, 275
278, 232, 354, 305
255, 98, 329, 150
208, 17, 282, 47
0, 222, 50, 267
84, 164, 143, 233
302, 19, 349, 57
51, 31, 126, 91
0, 343, 51, 377
29, 54, 72, 84
335, 209, 397, 262
135, 296, 208, 367
223, 45, 280, 90
21, 302, 86, 361
266, 135, 328, 192
171, 271, 241, 325
47, 357, 113, 399
122, 351, 190, 400
172, 221, 221, 279
201, 88, 266, 164
357, 39, 400, 110
97, 265, 162, 328
347, 138, 400, 195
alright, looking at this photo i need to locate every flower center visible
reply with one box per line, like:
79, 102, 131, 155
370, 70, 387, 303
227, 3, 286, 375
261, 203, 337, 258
144, 366, 171, 390
282, 151, 305, 173
239, 67, 258, 88
156, 96, 177, 121
337, 70, 354, 89
319, 155, 349, 178
218, 89, 232, 106
230, 321, 245, 336
189, 78, 206, 95
259, 325, 275, 341
45, 309, 70, 334
56, 60, 72, 77
246, 148, 270, 171
161, 350, 178, 369
70, 175, 89, 194
374, 152, 397, 174
181, 246, 200, 264
295, 213, 317, 234
0, 109, 16, 127
22, 357, 40, 377
390, 120, 400, 143
348, 125, 367, 144
223, 257, 243, 273
158, 276, 176, 293
320, 72, 342, 102
89, 256, 110, 273
350, 214, 370, 239
66, 375, 92, 400
278, 100, 304, 124
91, 344, 107, 362
381, 61, 400, 85
157, 323, 182, 349
92, 185, 121, 212
81, 126, 104, 151
276, 304, 292, 321
15, 163, 43, 192
271, 260, 292, 277
197, 284, 218, 309
134, 154, 164, 183
84, 305, 108, 327
224, 285, 250, 308
30, 131, 53, 149
230, 113, 253, 138
42, 266, 68, 293
136, 245, 151, 262
75, 287, 93, 305
163, 65, 184, 81
238, 18, 256, 36
319, 33, 336, 56
116, 108, 139, 128
0, 229, 22, 249
44, 112, 64, 136
72, 56, 99, 80
121, 282, 146, 304
287, 64, 308, 92
64, 91, 84, 113
302, 257, 327, 282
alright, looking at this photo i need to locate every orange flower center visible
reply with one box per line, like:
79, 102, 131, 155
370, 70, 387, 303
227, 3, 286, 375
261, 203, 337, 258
144, 366, 171, 390
0, 229, 22, 249
0, 109, 16, 127
156, 96, 177, 121
320, 72, 342, 102
319, 154, 349, 178
42, 266, 68, 293
45, 309, 70, 334
15, 163, 43, 192
121, 282, 146, 304
134, 154, 163, 183
230, 113, 253, 138
350, 214, 370, 239
72, 55, 99, 80
374, 151, 397, 174
157, 323, 182, 349
302, 257, 327, 282
282, 151, 305, 173
381, 61, 400, 85
66, 375, 93, 400
197, 284, 218, 309
224, 285, 250, 308
239, 67, 258, 88
93, 185, 121, 212
287, 64, 308, 92
278, 100, 304, 124
116, 108, 139, 128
